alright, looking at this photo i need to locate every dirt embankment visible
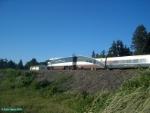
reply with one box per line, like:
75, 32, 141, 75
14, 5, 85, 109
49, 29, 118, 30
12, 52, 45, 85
36, 70, 137, 93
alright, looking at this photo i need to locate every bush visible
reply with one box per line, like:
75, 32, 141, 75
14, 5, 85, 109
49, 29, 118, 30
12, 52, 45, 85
39, 79, 50, 88
50, 86, 58, 94
0, 69, 37, 89
31, 80, 40, 89
81, 91, 88, 99
120, 67, 150, 91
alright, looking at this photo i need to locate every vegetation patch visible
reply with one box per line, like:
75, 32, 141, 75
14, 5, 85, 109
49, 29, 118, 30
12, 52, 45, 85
0, 68, 150, 113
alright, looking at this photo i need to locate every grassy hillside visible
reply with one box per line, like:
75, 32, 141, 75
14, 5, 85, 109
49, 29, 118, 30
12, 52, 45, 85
0, 69, 150, 113
89, 68, 150, 113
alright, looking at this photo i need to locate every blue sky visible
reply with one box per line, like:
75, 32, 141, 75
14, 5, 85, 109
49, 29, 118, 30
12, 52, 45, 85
0, 0, 150, 64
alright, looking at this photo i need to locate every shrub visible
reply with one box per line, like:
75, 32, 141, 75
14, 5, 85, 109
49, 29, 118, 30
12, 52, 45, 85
120, 67, 150, 91
50, 86, 58, 94
31, 80, 40, 89
39, 79, 50, 88
0, 70, 37, 89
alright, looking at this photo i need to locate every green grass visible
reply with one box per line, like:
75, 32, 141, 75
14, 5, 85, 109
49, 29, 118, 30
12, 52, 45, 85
0, 88, 96, 113
0, 68, 150, 113
0, 69, 95, 113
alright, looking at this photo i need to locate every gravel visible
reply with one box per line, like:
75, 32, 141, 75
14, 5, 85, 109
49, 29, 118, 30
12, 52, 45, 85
36, 70, 137, 93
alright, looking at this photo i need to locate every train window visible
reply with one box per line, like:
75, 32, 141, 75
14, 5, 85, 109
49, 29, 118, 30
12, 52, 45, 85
57, 59, 65, 63
93, 60, 96, 64
61, 57, 72, 62
77, 56, 88, 62
140, 59, 146, 62
126, 60, 131, 63
89, 60, 92, 63
114, 61, 118, 64
119, 60, 124, 63
51, 60, 56, 64
133, 59, 138, 63
107, 61, 113, 64
77, 56, 97, 63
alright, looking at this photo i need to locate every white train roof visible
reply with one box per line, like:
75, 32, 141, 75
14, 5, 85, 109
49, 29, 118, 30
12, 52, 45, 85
49, 58, 59, 60
49, 55, 91, 61
49, 56, 72, 61
96, 54, 150, 61
49, 55, 150, 61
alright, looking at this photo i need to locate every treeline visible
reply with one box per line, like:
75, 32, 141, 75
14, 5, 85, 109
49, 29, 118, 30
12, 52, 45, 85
92, 24, 150, 58
0, 58, 48, 70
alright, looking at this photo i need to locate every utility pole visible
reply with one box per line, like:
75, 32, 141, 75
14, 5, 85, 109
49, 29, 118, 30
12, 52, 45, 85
105, 56, 107, 69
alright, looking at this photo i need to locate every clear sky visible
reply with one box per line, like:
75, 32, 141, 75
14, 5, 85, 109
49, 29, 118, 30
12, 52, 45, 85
0, 0, 150, 64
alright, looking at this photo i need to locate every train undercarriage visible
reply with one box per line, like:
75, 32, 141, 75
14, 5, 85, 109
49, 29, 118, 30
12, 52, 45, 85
47, 65, 105, 70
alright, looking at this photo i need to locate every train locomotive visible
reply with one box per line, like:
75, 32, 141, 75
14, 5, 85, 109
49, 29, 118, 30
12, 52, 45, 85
47, 55, 150, 70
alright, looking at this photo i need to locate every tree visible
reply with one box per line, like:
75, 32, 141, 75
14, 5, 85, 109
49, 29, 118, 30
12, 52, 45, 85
92, 51, 95, 58
3, 58, 8, 69
145, 32, 150, 54
39, 60, 48, 65
31, 58, 38, 66
95, 53, 99, 58
17, 60, 24, 70
99, 50, 106, 58
107, 41, 118, 57
116, 40, 123, 56
107, 40, 131, 57
131, 24, 148, 55
116, 40, 131, 56
24, 61, 31, 70
24, 58, 39, 70
0, 59, 4, 69
124, 45, 132, 56
7, 60, 15, 69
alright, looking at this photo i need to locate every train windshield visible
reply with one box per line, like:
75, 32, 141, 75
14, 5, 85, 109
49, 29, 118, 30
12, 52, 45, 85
47, 61, 51, 65
77, 56, 105, 67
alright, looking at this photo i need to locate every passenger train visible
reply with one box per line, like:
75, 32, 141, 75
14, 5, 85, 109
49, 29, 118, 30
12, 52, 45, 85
47, 55, 150, 70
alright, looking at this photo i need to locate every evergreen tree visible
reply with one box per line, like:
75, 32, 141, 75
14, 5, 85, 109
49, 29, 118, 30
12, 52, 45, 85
131, 25, 148, 55
145, 32, 150, 54
31, 58, 38, 66
24, 61, 31, 70
13, 62, 17, 69
0, 59, 4, 69
95, 53, 99, 58
24, 58, 39, 70
7, 60, 15, 69
39, 60, 48, 65
17, 59, 24, 70
99, 50, 106, 58
107, 40, 131, 57
2, 59, 8, 69
124, 45, 132, 56
92, 51, 95, 58
0, 58, 9, 69
116, 40, 124, 56
107, 41, 118, 57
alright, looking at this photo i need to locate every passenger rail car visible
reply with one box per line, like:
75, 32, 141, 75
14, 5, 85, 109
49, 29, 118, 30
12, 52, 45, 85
96, 55, 150, 69
47, 55, 150, 70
